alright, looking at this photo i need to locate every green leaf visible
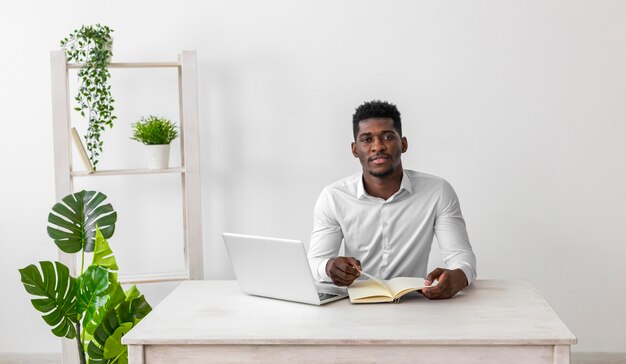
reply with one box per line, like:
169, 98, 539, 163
87, 294, 152, 363
84, 283, 125, 336
119, 294, 152, 324
103, 322, 132, 359
123, 285, 140, 302
18, 261, 77, 339
47, 190, 117, 253
76, 265, 110, 315
92, 227, 119, 270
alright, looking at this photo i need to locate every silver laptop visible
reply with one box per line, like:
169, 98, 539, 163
223, 233, 348, 305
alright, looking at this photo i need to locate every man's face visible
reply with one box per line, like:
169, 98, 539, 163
351, 118, 408, 178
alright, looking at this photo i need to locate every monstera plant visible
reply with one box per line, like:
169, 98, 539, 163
19, 191, 151, 364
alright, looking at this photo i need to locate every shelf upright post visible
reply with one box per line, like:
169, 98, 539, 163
50, 50, 79, 364
179, 51, 204, 280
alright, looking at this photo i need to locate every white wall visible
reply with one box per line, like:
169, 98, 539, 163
1, 0, 625, 353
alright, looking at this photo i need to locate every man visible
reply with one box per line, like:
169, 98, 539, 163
307, 100, 476, 299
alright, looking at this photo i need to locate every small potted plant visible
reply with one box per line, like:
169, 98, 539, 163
131, 115, 179, 169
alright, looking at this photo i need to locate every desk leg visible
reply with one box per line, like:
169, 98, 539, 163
128, 345, 145, 364
553, 345, 570, 364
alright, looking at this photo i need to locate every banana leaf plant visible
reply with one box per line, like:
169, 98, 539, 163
19, 190, 152, 364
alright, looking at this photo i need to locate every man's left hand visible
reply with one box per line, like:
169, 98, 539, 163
420, 268, 468, 300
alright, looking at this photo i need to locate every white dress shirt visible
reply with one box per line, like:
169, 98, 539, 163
308, 169, 477, 284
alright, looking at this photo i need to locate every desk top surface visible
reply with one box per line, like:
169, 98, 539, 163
123, 280, 576, 346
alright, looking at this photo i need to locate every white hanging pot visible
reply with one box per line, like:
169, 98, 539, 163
145, 144, 171, 169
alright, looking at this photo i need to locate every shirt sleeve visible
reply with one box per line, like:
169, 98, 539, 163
307, 187, 344, 282
434, 180, 477, 285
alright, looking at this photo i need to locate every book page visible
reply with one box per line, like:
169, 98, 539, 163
386, 277, 428, 298
348, 279, 393, 301
358, 270, 391, 291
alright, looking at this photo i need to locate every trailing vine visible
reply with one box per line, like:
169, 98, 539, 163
61, 24, 116, 169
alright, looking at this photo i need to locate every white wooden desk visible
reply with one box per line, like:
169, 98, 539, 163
123, 280, 576, 364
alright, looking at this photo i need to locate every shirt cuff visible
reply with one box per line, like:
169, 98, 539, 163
316, 258, 333, 282
452, 262, 476, 286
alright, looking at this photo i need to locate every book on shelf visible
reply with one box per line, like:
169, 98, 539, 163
347, 270, 433, 303
70, 127, 94, 173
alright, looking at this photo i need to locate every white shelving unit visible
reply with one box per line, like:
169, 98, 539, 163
50, 50, 205, 363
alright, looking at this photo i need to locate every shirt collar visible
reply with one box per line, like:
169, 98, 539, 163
356, 170, 413, 200
400, 171, 413, 194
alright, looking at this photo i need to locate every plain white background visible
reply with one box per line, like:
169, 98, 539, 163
1, 0, 625, 354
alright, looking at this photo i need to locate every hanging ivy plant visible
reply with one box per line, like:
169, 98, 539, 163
61, 24, 116, 170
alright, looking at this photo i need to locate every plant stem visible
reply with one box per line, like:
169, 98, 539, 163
75, 322, 86, 364
80, 250, 85, 275
79, 247, 86, 358
81, 319, 86, 356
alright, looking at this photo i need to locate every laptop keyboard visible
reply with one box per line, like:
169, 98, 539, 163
318, 292, 338, 301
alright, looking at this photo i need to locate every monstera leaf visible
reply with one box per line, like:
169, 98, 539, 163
83, 227, 122, 336
92, 227, 119, 271
87, 294, 152, 364
103, 323, 133, 364
47, 190, 117, 253
76, 265, 110, 316
83, 283, 125, 336
19, 261, 78, 339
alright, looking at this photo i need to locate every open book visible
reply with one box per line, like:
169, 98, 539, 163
347, 270, 432, 303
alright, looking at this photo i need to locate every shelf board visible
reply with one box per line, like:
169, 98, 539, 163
67, 61, 181, 69
72, 167, 185, 177
118, 270, 190, 284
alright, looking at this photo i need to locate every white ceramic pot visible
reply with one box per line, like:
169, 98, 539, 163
146, 144, 170, 169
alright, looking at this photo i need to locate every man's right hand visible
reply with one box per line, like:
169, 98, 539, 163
326, 256, 361, 286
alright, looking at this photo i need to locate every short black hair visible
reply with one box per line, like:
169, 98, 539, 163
352, 100, 402, 139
